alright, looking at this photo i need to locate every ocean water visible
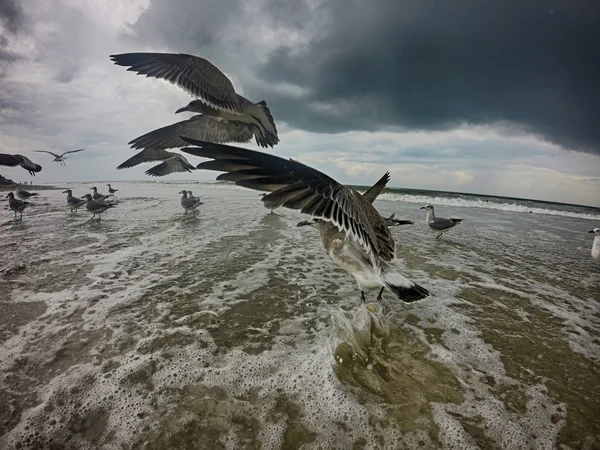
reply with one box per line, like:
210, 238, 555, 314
1, 181, 599, 450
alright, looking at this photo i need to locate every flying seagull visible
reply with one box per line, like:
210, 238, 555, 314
5, 193, 30, 219
62, 189, 86, 212
82, 194, 116, 220
33, 148, 85, 165
590, 228, 600, 260
420, 204, 463, 238
179, 138, 430, 304
117, 149, 197, 177
110, 52, 279, 148
0, 153, 42, 176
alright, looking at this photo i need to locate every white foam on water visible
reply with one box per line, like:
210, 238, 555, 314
378, 192, 600, 221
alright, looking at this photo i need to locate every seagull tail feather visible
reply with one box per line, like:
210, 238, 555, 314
380, 269, 430, 303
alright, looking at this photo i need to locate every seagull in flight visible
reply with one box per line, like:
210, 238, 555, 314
179, 137, 430, 304
33, 148, 85, 165
0, 153, 42, 176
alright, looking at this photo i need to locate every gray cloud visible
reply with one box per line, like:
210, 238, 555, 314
0, 0, 25, 35
254, 0, 600, 155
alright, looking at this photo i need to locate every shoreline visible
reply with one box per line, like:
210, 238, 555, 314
0, 184, 65, 191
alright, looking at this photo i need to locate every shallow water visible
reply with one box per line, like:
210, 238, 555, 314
1, 182, 599, 450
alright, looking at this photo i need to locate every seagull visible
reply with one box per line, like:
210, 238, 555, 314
90, 186, 110, 203
0, 153, 42, 176
16, 184, 39, 200
259, 193, 277, 214
420, 204, 463, 239
110, 52, 279, 148
82, 194, 116, 220
5, 193, 29, 219
179, 190, 202, 213
62, 189, 86, 212
383, 213, 414, 228
117, 149, 197, 177
33, 148, 85, 166
590, 228, 600, 260
180, 138, 430, 304
107, 184, 118, 195
187, 191, 200, 203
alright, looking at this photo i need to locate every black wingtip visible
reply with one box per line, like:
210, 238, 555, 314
385, 282, 430, 303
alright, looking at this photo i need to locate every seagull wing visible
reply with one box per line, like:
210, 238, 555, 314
61, 148, 85, 156
117, 149, 177, 170
362, 172, 390, 204
110, 52, 242, 114
145, 154, 196, 177
33, 150, 61, 158
429, 217, 461, 230
128, 115, 253, 151
180, 138, 383, 269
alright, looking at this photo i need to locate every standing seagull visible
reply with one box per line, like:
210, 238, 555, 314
0, 153, 42, 176
33, 148, 85, 166
180, 138, 430, 303
110, 53, 279, 148
16, 184, 38, 201
107, 184, 118, 195
62, 189, 86, 212
590, 228, 600, 260
82, 194, 116, 220
90, 186, 110, 202
420, 204, 463, 238
179, 190, 202, 213
5, 193, 29, 219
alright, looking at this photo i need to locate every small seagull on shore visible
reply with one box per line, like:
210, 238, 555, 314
383, 213, 414, 228
420, 204, 463, 238
179, 190, 202, 213
90, 186, 110, 203
62, 189, 86, 212
82, 194, 116, 220
16, 184, 39, 201
5, 192, 29, 219
107, 184, 118, 195
590, 228, 600, 260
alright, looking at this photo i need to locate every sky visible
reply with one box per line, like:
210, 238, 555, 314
1, 0, 599, 206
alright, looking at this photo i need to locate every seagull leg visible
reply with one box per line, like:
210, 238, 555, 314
435, 232, 442, 239
376, 287, 384, 302
361, 291, 366, 303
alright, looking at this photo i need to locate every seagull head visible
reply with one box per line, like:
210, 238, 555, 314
90, 187, 97, 192
176, 100, 205, 114
62, 189, 72, 194
420, 204, 433, 210
179, 190, 188, 196
590, 228, 600, 235
82, 194, 93, 200
6, 193, 14, 199
297, 218, 321, 228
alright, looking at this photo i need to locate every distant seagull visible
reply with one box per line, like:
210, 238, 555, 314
179, 190, 202, 213
590, 228, 600, 260
110, 52, 279, 148
82, 194, 116, 220
62, 189, 86, 212
5, 192, 29, 219
107, 184, 118, 195
258, 193, 277, 214
383, 213, 414, 228
117, 149, 197, 177
33, 148, 85, 166
420, 204, 463, 238
0, 153, 42, 176
90, 186, 110, 202
16, 184, 38, 201
180, 138, 430, 304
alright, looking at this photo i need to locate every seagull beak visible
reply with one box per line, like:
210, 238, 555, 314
81, 195, 86, 199
419, 206, 426, 210
590, 230, 596, 233
175, 106, 188, 114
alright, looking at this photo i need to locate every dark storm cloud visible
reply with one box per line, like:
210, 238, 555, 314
257, 0, 600, 155
0, 0, 25, 35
